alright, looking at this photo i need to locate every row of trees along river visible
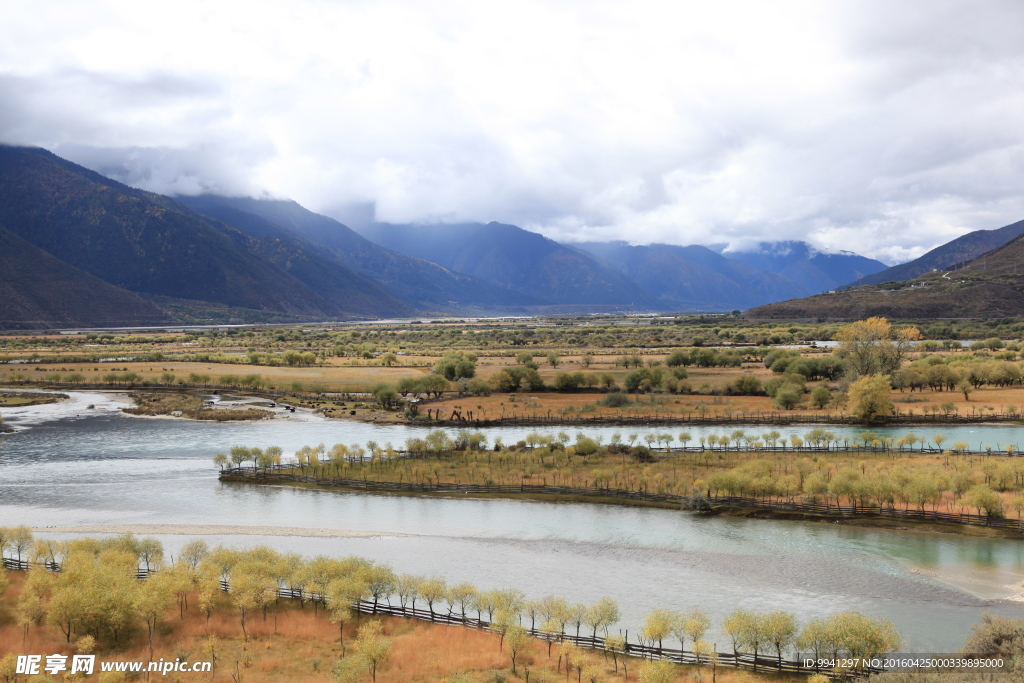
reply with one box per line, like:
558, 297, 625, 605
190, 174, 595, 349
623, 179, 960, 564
215, 426, 1024, 526
0, 528, 906, 678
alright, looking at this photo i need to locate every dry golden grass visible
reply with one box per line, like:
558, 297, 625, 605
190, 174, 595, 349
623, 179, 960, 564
7, 346, 1024, 423
5, 361, 430, 393
432, 364, 1024, 422
0, 392, 65, 407
429, 392, 786, 421
0, 571, 807, 683
891, 385, 1024, 416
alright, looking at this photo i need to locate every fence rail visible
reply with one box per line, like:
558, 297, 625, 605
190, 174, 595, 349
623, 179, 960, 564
337, 598, 853, 675
220, 468, 1024, 530
431, 411, 1024, 427
1, 557, 152, 577
438, 443, 1013, 458
707, 495, 1024, 529
0, 555, 875, 677
260, 438, 1021, 468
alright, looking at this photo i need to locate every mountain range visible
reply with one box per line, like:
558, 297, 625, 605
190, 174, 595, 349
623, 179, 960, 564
354, 226, 890, 311
847, 219, 1024, 287
570, 241, 813, 310
174, 196, 543, 313
719, 241, 889, 292
3, 143, 1021, 328
746, 231, 1024, 320
745, 217, 1024, 320
354, 223, 661, 308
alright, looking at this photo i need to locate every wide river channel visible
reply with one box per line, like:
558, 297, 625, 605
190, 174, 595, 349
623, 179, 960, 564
2, 391, 1023, 652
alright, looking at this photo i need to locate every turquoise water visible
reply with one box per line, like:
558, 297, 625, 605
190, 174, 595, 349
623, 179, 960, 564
1, 392, 1023, 651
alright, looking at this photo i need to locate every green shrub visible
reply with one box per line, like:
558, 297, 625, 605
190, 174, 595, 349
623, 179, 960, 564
775, 387, 802, 410
552, 371, 586, 391
727, 375, 764, 396
599, 391, 631, 407
765, 374, 806, 398
810, 385, 832, 408
465, 378, 491, 396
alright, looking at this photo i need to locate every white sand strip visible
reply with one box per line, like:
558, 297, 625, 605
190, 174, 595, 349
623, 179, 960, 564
33, 524, 412, 539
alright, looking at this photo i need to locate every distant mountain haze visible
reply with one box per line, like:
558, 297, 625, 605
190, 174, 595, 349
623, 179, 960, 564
0, 226, 179, 329
356, 222, 662, 308
848, 219, 1024, 287
177, 195, 545, 313
572, 241, 812, 310
6, 143, 1002, 328
718, 241, 888, 292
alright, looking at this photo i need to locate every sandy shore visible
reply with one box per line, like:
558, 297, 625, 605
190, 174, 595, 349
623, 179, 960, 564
33, 524, 412, 539
116, 393, 322, 423
910, 563, 1024, 602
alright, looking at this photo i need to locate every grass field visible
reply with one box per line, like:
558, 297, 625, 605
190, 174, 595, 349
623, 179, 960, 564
6, 353, 1024, 424
426, 385, 1024, 422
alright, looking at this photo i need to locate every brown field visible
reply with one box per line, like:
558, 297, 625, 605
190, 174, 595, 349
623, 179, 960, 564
0, 572, 804, 683
428, 384, 1024, 422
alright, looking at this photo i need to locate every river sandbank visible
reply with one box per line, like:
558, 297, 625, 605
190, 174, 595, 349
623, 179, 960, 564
33, 523, 412, 539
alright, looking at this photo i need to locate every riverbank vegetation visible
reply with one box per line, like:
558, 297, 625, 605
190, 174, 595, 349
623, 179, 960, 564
121, 392, 271, 422
1, 533, 1020, 681
0, 529, 914, 682
4, 314, 1024, 359
224, 429, 1024, 528
0, 391, 67, 407
3, 316, 1024, 425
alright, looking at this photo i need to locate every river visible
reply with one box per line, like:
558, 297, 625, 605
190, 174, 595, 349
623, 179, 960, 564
1, 391, 1023, 651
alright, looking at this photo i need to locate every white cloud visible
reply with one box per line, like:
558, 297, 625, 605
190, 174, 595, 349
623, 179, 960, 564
2, 0, 1023, 262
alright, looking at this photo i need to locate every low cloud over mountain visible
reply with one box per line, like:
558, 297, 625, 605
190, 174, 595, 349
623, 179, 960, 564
2, 1, 1024, 263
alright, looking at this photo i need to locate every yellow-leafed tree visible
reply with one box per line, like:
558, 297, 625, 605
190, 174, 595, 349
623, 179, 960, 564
834, 317, 921, 377
848, 374, 895, 423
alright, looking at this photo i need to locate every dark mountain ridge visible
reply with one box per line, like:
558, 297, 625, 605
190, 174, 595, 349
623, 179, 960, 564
848, 219, 1024, 287
162, 197, 415, 318
3, 144, 956, 325
746, 232, 1024, 320
0, 146, 410, 320
0, 226, 179, 330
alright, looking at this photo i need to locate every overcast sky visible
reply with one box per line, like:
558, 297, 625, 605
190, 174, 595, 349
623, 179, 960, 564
3, 0, 1023, 263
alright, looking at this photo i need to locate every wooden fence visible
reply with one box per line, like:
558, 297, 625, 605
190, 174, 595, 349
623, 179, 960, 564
329, 597, 857, 676
430, 443, 1010, 458
444, 410, 1024, 428
707, 496, 1024, 529
220, 468, 1024, 530
1, 557, 151, 578
0, 555, 876, 677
